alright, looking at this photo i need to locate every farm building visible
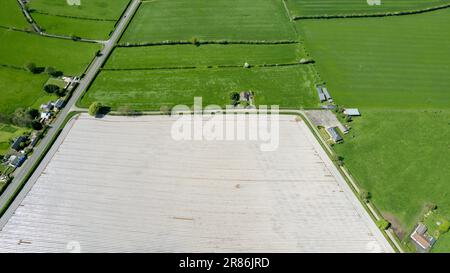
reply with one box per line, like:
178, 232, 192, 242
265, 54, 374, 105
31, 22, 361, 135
410, 223, 436, 252
327, 127, 343, 143
322, 87, 332, 101
316, 86, 326, 102
11, 155, 27, 168
344, 108, 361, 116
54, 99, 65, 110
11, 136, 27, 151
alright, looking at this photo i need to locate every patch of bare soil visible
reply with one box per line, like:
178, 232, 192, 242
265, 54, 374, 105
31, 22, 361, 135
382, 212, 407, 240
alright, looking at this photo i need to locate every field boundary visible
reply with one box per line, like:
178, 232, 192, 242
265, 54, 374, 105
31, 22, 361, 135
292, 3, 450, 20
103, 62, 308, 71
118, 40, 299, 47
29, 11, 117, 22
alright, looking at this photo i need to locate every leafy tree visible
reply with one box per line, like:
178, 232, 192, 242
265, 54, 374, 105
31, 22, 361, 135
25, 62, 40, 74
11, 108, 39, 128
44, 84, 60, 94
439, 220, 450, 234
360, 190, 372, 203
190, 37, 200, 46
88, 102, 103, 116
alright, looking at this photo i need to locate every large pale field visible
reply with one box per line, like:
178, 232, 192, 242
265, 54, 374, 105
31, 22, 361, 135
0, 114, 392, 253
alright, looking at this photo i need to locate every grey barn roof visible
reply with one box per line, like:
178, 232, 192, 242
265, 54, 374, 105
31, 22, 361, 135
327, 127, 343, 142
316, 86, 326, 102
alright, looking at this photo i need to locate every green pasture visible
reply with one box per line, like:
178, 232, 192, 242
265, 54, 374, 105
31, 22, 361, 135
296, 9, 450, 109
0, 0, 29, 29
81, 66, 318, 110
297, 9, 450, 251
0, 67, 50, 115
106, 44, 304, 69
0, 28, 101, 75
121, 0, 296, 43
285, 0, 449, 17
32, 13, 116, 40
28, 0, 130, 20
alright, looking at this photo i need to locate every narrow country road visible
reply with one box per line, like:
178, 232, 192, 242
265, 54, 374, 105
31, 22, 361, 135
0, 0, 141, 224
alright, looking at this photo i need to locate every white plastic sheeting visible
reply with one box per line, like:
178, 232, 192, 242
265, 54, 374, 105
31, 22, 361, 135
0, 114, 392, 253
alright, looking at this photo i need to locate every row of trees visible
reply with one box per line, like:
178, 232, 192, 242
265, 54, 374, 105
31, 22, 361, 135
0, 108, 42, 130
25, 62, 63, 77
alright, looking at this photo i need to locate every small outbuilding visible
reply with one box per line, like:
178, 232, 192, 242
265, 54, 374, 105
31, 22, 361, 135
322, 87, 332, 101
327, 127, 343, 143
344, 108, 361, 116
54, 99, 65, 110
316, 86, 326, 102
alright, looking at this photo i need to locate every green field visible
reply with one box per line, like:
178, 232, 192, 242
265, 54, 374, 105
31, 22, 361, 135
121, 0, 296, 43
0, 123, 30, 156
106, 44, 305, 69
81, 66, 318, 110
28, 0, 130, 20
27, 0, 130, 39
0, 29, 100, 75
0, 67, 50, 114
0, 0, 29, 29
285, 0, 449, 17
32, 13, 116, 40
297, 9, 450, 251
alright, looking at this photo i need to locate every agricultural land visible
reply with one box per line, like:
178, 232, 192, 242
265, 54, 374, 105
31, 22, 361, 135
0, 0, 449, 253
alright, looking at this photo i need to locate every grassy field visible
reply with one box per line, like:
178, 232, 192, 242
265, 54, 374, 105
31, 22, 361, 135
27, 0, 130, 39
32, 13, 116, 40
0, 29, 100, 75
28, 0, 130, 20
297, 10, 450, 109
0, 0, 29, 29
285, 0, 450, 17
121, 0, 296, 43
0, 67, 50, 114
81, 66, 318, 110
106, 44, 305, 69
297, 9, 450, 251
0, 123, 30, 156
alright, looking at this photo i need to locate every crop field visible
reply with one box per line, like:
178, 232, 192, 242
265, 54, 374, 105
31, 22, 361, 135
121, 0, 296, 43
0, 0, 29, 29
285, 0, 450, 18
297, 9, 450, 251
105, 44, 305, 69
0, 29, 100, 75
0, 115, 392, 252
81, 66, 317, 110
27, 0, 130, 39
